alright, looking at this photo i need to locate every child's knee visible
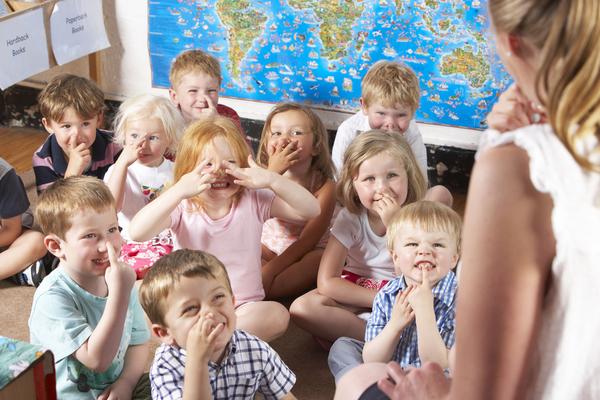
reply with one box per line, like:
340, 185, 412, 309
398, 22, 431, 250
425, 185, 453, 207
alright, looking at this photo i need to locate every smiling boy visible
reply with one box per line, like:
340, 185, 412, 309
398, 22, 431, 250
33, 74, 122, 194
139, 249, 297, 400
328, 201, 460, 384
168, 49, 252, 150
29, 176, 150, 399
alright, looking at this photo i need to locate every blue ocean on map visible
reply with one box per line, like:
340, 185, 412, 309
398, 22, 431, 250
148, 0, 512, 129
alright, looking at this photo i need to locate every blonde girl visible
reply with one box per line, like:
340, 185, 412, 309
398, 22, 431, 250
129, 116, 320, 342
104, 93, 185, 279
336, 0, 600, 399
257, 102, 337, 299
290, 130, 427, 346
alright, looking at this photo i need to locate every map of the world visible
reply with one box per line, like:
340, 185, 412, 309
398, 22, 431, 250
148, 0, 511, 129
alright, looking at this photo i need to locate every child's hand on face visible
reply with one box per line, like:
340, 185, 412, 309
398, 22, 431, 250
486, 83, 547, 132
198, 95, 218, 119
406, 267, 435, 316
120, 133, 147, 166
373, 190, 401, 227
65, 132, 92, 176
104, 242, 136, 296
226, 156, 275, 189
390, 286, 415, 332
177, 157, 215, 199
186, 312, 225, 364
267, 138, 301, 175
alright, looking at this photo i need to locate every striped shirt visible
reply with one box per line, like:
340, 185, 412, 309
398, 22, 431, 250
365, 272, 458, 370
150, 329, 295, 400
32, 129, 122, 193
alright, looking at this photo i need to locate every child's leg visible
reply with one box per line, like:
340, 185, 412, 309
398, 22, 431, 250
333, 362, 389, 400
263, 249, 323, 299
290, 288, 368, 342
236, 301, 289, 342
424, 185, 453, 207
0, 229, 47, 280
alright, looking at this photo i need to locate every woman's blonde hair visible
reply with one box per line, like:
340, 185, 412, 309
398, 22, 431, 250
337, 130, 427, 215
112, 93, 185, 157
490, 0, 600, 171
257, 102, 336, 188
174, 117, 251, 211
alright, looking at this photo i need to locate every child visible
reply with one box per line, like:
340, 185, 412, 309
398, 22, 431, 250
290, 130, 427, 347
168, 49, 252, 150
104, 93, 186, 279
0, 157, 49, 286
257, 102, 337, 299
29, 176, 150, 399
139, 249, 297, 400
331, 61, 452, 206
129, 116, 320, 342
33, 74, 122, 193
328, 201, 460, 384
336, 1, 600, 399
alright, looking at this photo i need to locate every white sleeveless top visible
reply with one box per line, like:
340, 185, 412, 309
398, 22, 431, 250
477, 124, 600, 399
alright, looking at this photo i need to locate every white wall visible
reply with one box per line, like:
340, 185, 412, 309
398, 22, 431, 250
22, 0, 480, 150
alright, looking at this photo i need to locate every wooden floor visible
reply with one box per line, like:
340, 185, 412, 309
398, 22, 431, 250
0, 127, 49, 175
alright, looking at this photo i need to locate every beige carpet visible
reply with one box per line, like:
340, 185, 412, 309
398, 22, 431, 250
0, 170, 335, 399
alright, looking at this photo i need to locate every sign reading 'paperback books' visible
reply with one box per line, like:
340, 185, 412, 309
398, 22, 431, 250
50, 0, 110, 65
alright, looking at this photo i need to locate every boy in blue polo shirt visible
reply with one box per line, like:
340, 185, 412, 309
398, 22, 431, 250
328, 201, 460, 384
33, 74, 122, 193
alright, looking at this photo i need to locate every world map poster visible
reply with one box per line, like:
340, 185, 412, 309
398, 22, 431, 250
148, 0, 511, 129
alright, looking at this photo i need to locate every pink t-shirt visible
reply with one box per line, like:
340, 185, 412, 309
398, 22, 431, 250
169, 189, 276, 306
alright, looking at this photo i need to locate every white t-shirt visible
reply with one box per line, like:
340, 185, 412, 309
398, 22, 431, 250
331, 111, 427, 178
104, 159, 174, 241
331, 208, 396, 281
477, 124, 600, 400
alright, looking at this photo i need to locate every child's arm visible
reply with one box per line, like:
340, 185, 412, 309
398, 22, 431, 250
262, 178, 336, 291
226, 157, 320, 221
65, 132, 92, 177
406, 269, 450, 369
317, 236, 378, 308
363, 287, 415, 363
0, 215, 22, 248
74, 243, 137, 371
280, 392, 298, 400
129, 158, 214, 242
105, 134, 146, 212
97, 342, 149, 400
182, 313, 225, 400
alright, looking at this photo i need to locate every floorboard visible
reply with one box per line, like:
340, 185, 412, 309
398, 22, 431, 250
0, 128, 48, 175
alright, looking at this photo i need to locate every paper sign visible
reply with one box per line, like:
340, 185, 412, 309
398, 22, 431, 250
50, 0, 110, 65
0, 8, 50, 89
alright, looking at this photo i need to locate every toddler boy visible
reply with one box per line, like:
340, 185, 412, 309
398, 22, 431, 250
0, 157, 49, 286
332, 61, 453, 205
139, 249, 297, 400
29, 176, 150, 399
328, 201, 460, 384
168, 49, 252, 150
33, 74, 122, 193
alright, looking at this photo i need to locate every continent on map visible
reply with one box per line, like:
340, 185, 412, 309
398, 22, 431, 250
216, 0, 267, 80
289, 0, 364, 60
440, 48, 491, 89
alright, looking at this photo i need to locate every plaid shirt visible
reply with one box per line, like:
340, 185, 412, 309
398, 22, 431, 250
365, 272, 458, 370
150, 329, 295, 400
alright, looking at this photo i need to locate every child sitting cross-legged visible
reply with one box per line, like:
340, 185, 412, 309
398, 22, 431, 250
329, 201, 460, 388
29, 176, 150, 399
139, 249, 297, 400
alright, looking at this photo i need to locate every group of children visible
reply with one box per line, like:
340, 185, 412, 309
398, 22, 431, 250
1, 48, 463, 400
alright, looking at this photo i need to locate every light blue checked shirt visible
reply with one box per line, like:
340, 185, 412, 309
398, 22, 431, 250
365, 271, 458, 370
150, 329, 295, 400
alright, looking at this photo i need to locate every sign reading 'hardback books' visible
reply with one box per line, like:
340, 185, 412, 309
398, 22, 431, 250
50, 0, 109, 65
0, 7, 49, 89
